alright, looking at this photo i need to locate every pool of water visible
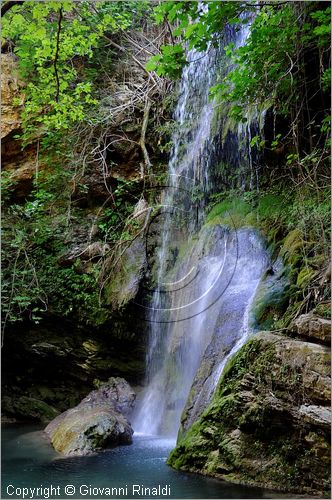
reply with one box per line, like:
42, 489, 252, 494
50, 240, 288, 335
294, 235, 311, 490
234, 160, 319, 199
2, 425, 284, 499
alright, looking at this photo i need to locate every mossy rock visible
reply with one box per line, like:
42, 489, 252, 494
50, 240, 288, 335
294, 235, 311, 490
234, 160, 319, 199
251, 261, 289, 330
314, 303, 331, 319
280, 229, 304, 264
46, 406, 133, 456
168, 332, 331, 496
103, 238, 146, 309
2, 395, 59, 423
205, 198, 252, 228
45, 377, 135, 456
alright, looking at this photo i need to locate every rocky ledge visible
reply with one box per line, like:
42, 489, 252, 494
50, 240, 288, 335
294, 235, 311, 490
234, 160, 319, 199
45, 377, 135, 456
168, 315, 331, 497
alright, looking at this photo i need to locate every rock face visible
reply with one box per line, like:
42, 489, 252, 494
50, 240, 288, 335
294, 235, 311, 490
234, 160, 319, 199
1, 54, 40, 200
45, 377, 135, 456
168, 330, 331, 496
292, 312, 331, 345
1, 54, 23, 139
2, 395, 59, 423
102, 222, 148, 310
2, 314, 145, 423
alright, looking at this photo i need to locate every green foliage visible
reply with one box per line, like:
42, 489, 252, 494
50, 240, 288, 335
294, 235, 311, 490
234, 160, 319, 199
148, 1, 330, 144
1, 162, 100, 330
146, 44, 186, 78
154, 1, 248, 51
311, 7, 331, 44
213, 5, 299, 118
2, 1, 148, 143
2, 1, 155, 330
98, 179, 139, 241
217, 4, 330, 125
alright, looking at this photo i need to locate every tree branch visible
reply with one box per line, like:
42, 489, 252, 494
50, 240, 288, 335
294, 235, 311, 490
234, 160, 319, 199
1, 0, 22, 17
54, 7, 63, 102
139, 98, 152, 176
104, 36, 158, 87
244, 1, 293, 5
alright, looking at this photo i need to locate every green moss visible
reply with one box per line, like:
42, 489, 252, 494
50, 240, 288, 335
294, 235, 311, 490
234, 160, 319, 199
313, 303, 331, 319
296, 267, 318, 288
280, 229, 304, 263
217, 338, 263, 395
206, 198, 252, 228
3, 395, 60, 423
251, 274, 289, 330
257, 194, 284, 218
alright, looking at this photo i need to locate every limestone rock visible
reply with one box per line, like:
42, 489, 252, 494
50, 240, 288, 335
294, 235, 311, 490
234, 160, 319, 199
45, 406, 132, 456
299, 404, 331, 429
45, 378, 135, 456
255, 331, 331, 404
82, 377, 136, 418
103, 237, 147, 309
132, 198, 149, 224
169, 330, 331, 496
292, 312, 331, 344
1, 54, 24, 139
1, 54, 40, 199
2, 317, 145, 424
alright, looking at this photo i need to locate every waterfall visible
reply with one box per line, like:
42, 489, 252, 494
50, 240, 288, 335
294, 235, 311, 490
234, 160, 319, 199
133, 22, 269, 438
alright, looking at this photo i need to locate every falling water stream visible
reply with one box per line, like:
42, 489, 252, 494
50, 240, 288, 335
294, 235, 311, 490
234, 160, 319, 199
133, 42, 220, 436
133, 24, 270, 438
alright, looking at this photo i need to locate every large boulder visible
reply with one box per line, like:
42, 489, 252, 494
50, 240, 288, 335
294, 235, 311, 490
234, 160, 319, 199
45, 377, 135, 456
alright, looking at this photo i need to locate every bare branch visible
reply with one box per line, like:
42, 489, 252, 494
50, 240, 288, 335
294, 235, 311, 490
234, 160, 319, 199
139, 98, 152, 176
104, 36, 158, 88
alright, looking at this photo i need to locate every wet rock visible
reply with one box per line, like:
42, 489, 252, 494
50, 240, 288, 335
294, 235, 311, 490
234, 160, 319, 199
45, 378, 135, 456
175, 226, 271, 436
45, 406, 132, 456
250, 257, 289, 330
103, 237, 147, 309
2, 317, 145, 423
292, 312, 331, 344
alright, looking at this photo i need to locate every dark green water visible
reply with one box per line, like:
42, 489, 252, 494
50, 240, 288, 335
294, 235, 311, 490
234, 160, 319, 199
2, 425, 283, 499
